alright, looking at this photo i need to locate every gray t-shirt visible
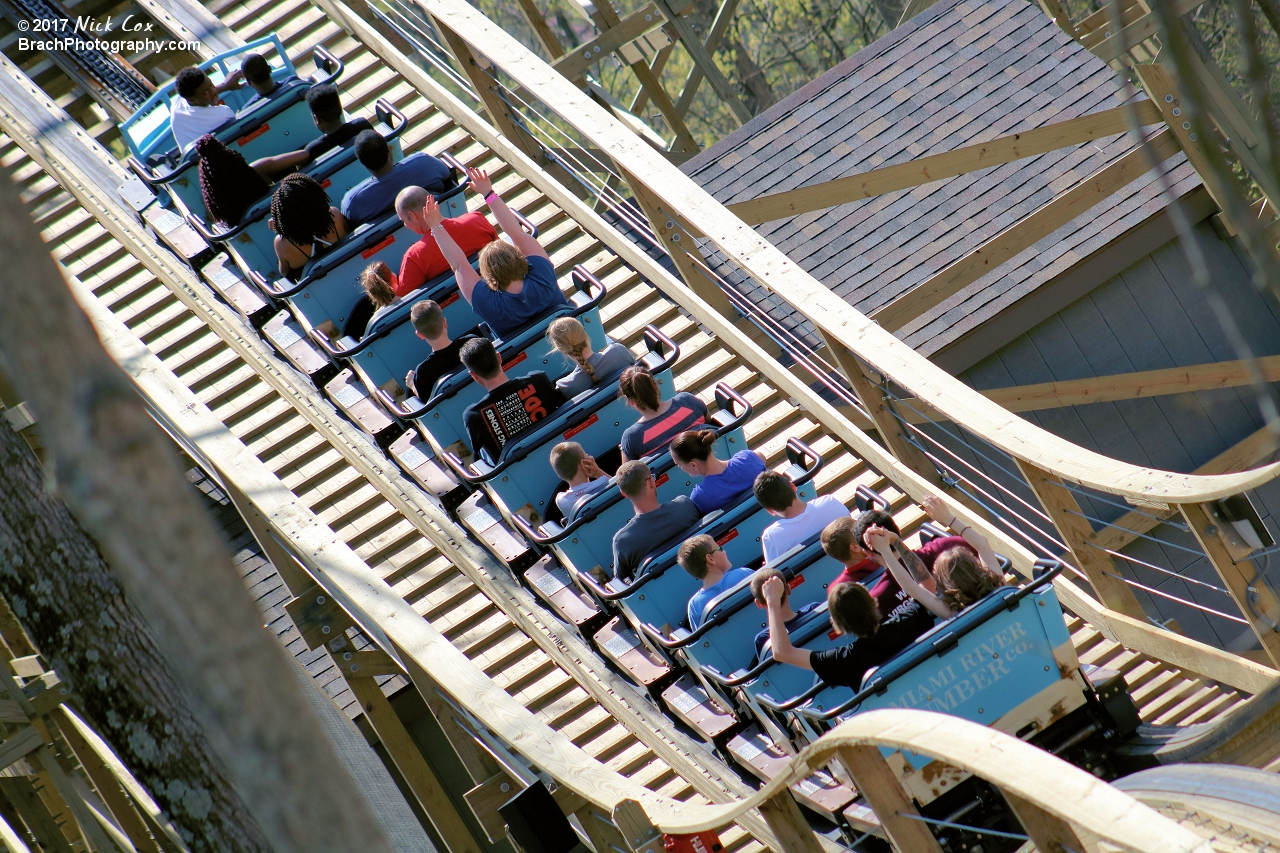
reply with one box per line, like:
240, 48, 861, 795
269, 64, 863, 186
611, 496, 702, 580
555, 341, 635, 398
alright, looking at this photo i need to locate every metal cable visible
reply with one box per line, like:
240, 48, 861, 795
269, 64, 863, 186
1087, 543, 1236, 596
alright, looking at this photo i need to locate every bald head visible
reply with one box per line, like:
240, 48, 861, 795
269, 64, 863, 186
396, 185, 431, 234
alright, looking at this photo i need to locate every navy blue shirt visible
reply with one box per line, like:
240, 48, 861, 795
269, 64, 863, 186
471, 255, 568, 339
341, 152, 453, 225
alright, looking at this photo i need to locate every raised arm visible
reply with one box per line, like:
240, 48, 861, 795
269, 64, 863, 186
422, 195, 482, 301
468, 166, 549, 262
214, 69, 244, 96
867, 528, 952, 620
762, 577, 811, 669
250, 149, 311, 180
921, 494, 1001, 577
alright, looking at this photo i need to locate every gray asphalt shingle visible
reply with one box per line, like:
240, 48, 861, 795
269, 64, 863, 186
683, 0, 1199, 357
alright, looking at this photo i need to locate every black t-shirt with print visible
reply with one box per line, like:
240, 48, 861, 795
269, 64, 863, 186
809, 602, 934, 688
463, 372, 567, 462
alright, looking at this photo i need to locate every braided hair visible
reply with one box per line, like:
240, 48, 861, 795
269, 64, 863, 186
547, 317, 595, 383
196, 134, 269, 227
270, 172, 335, 248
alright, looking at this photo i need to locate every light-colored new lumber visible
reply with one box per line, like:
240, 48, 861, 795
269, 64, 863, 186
728, 101, 1163, 224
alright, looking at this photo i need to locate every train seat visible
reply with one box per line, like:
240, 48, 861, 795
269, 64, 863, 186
393, 270, 606, 456
361, 264, 606, 428
189, 98, 408, 278
125, 45, 344, 218
784, 561, 1083, 805
440, 327, 678, 525
510, 382, 751, 580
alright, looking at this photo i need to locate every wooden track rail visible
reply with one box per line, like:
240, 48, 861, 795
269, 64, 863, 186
1, 0, 1278, 847
40, 242, 1223, 852
410, 0, 1280, 506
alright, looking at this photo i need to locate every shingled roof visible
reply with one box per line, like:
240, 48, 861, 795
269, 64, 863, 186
682, 0, 1200, 359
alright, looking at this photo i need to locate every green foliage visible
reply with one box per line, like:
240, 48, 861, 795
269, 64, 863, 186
472, 0, 891, 147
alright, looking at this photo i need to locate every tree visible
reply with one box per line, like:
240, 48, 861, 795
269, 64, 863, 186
0, 415, 273, 852
0, 164, 397, 853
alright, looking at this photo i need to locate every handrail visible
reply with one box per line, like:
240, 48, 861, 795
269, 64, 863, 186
415, 0, 1280, 504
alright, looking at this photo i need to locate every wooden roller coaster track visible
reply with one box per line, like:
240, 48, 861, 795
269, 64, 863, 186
0, 0, 1278, 847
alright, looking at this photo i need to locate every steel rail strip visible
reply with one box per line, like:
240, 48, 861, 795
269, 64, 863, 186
0, 64, 802, 853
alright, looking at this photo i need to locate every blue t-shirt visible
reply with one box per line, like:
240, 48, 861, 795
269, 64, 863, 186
687, 568, 753, 630
690, 450, 767, 515
340, 152, 453, 225
471, 255, 568, 339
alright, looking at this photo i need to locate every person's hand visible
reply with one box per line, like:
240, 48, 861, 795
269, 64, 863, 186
220, 69, 244, 91
267, 215, 277, 234
422, 195, 444, 230
582, 455, 605, 479
762, 575, 785, 605
405, 369, 416, 393
373, 260, 393, 282
864, 526, 894, 551
921, 494, 953, 527
467, 166, 493, 197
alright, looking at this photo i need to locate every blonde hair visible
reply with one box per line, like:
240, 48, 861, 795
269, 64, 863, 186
548, 317, 595, 383
478, 240, 528, 290
360, 262, 396, 308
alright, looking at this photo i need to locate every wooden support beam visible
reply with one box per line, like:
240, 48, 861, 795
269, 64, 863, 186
512, 0, 565, 59
612, 799, 665, 853
922, 355, 1280, 415
347, 676, 486, 853
1090, 426, 1279, 555
629, 39, 675, 114
674, 0, 740, 116
1035, 0, 1079, 38
1180, 502, 1280, 667
32, 744, 122, 853
0, 777, 75, 853
222, 479, 315, 596
650, 0, 750, 125
550, 3, 662, 80
1002, 789, 1086, 853
586, 0, 700, 153
1134, 65, 1252, 238
0, 808, 31, 853
756, 790, 824, 853
435, 21, 545, 165
576, 803, 633, 853
728, 102, 1164, 224
621, 167, 785, 357
836, 745, 943, 853
50, 708, 161, 853
871, 128, 1180, 332
53, 708, 187, 853
1089, 0, 1203, 62
1016, 460, 1148, 619
818, 335, 959, 495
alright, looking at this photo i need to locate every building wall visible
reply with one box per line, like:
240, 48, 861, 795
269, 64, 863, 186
917, 220, 1280, 650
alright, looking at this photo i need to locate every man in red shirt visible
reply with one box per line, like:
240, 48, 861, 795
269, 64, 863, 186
393, 185, 496, 297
